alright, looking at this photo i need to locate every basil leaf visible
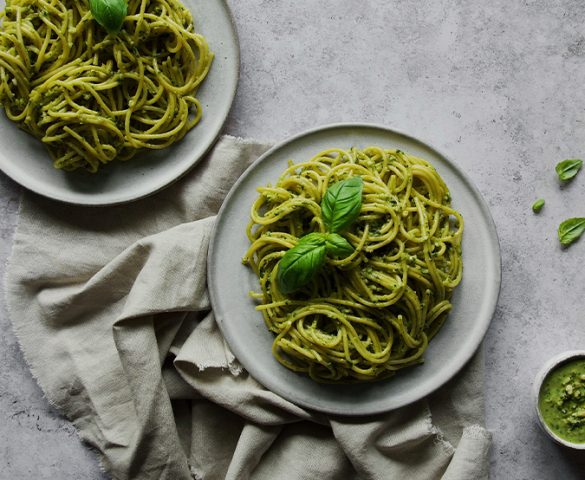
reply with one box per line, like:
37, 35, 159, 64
555, 159, 583, 182
89, 0, 127, 34
277, 233, 326, 294
321, 176, 363, 233
558, 218, 585, 246
325, 233, 354, 258
532, 198, 545, 213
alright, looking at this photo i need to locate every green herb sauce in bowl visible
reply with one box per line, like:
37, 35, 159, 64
534, 351, 585, 449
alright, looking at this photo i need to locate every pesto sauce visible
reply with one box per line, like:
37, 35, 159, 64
538, 358, 585, 444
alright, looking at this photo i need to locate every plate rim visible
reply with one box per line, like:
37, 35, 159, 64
208, 122, 502, 415
0, 0, 240, 206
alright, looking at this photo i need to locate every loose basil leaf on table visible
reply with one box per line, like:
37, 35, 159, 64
277, 233, 327, 294
321, 176, 364, 233
555, 159, 583, 182
90, 0, 127, 34
558, 218, 585, 246
532, 198, 545, 213
324, 233, 354, 257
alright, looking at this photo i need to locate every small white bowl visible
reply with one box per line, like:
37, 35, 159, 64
533, 350, 585, 450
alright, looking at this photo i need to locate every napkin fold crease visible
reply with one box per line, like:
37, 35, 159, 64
5, 136, 491, 480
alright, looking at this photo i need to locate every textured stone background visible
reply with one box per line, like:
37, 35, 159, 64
2, 0, 585, 478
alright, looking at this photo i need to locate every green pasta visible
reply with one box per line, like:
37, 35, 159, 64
0, 0, 213, 172
243, 147, 464, 383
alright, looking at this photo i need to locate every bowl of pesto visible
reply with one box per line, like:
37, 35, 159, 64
533, 350, 585, 449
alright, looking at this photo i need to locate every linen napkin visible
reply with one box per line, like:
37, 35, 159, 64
5, 135, 491, 480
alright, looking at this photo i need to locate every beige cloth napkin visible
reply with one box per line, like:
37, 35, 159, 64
5, 136, 491, 480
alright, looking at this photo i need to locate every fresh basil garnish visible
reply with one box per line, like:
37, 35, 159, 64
558, 218, 585, 246
321, 176, 363, 233
277, 233, 326, 294
277, 176, 363, 294
555, 159, 583, 182
324, 233, 354, 257
532, 198, 545, 213
89, 0, 127, 34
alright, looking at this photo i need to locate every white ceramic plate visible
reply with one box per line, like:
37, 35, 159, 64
0, 0, 239, 205
208, 123, 501, 416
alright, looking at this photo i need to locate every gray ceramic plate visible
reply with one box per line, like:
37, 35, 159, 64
208, 123, 501, 415
0, 0, 239, 205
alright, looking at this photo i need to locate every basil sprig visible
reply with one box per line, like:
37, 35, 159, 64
558, 218, 585, 246
555, 159, 583, 182
322, 176, 364, 232
277, 233, 327, 295
89, 0, 127, 34
277, 177, 363, 294
324, 233, 354, 257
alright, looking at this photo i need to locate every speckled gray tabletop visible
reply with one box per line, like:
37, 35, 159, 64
2, 1, 585, 478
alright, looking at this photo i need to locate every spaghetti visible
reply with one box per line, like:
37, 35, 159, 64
243, 147, 464, 382
0, 0, 213, 172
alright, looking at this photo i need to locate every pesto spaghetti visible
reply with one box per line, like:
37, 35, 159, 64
243, 147, 463, 382
0, 0, 212, 172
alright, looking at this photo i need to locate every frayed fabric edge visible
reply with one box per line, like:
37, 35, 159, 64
431, 425, 456, 457
190, 464, 205, 480
462, 424, 492, 442
189, 338, 244, 376
420, 404, 456, 458
193, 359, 244, 376
222, 134, 276, 147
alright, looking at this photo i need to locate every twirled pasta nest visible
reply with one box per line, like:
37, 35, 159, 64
244, 147, 464, 383
0, 0, 212, 172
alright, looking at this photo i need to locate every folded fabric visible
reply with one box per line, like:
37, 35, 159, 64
5, 136, 491, 480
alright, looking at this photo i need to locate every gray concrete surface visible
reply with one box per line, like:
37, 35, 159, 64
2, 0, 585, 478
